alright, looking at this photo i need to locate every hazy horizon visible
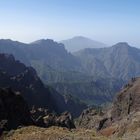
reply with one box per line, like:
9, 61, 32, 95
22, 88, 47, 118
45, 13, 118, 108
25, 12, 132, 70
0, 0, 140, 47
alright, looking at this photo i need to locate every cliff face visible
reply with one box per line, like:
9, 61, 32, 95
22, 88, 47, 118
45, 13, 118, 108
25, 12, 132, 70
111, 77, 140, 120
99, 77, 140, 139
0, 88, 33, 131
0, 53, 52, 109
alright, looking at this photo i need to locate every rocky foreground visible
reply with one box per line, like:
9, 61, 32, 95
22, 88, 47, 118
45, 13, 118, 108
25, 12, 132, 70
2, 126, 108, 140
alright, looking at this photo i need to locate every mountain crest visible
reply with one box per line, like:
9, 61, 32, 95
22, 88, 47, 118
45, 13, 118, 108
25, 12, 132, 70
113, 42, 130, 48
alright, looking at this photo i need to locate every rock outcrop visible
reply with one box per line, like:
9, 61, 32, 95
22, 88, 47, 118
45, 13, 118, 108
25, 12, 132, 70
75, 108, 104, 129
30, 108, 75, 129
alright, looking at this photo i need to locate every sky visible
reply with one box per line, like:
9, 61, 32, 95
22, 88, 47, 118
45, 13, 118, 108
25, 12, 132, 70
0, 0, 140, 46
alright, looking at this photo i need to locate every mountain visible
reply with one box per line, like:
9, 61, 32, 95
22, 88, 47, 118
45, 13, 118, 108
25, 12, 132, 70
0, 39, 127, 106
0, 53, 87, 117
0, 39, 85, 83
1, 39, 139, 83
74, 42, 140, 81
29, 39, 82, 72
1, 39, 140, 139
28, 39, 87, 84
61, 36, 107, 52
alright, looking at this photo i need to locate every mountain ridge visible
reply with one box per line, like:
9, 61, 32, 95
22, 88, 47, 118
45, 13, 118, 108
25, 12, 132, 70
74, 42, 140, 80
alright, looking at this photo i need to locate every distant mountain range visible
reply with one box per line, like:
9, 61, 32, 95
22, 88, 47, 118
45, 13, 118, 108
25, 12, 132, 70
0, 38, 140, 105
61, 36, 107, 52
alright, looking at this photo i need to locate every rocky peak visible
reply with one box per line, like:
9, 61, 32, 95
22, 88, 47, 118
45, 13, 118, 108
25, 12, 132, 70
112, 42, 130, 50
115, 42, 129, 46
30, 39, 65, 49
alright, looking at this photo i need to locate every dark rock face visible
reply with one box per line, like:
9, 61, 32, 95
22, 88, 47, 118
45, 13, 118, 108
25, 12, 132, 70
0, 88, 33, 131
0, 87, 75, 134
0, 53, 27, 76
0, 53, 52, 109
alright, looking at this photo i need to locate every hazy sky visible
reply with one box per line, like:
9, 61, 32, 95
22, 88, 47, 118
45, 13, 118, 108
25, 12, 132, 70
0, 0, 140, 46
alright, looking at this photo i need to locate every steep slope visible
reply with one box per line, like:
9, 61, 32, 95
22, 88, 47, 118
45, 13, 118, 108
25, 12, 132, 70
61, 36, 107, 52
51, 78, 124, 105
76, 77, 140, 139
74, 42, 140, 80
0, 53, 87, 117
0, 53, 53, 109
111, 77, 140, 120
0, 88, 33, 131
99, 77, 140, 139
